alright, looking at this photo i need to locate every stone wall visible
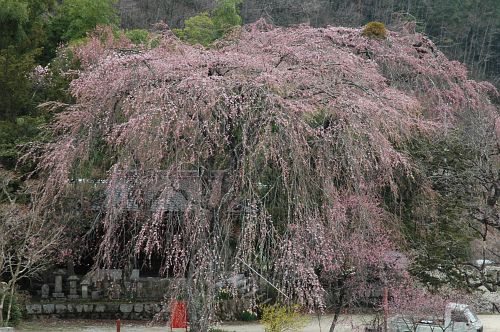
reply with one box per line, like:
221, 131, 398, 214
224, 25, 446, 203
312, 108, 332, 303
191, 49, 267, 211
25, 302, 166, 320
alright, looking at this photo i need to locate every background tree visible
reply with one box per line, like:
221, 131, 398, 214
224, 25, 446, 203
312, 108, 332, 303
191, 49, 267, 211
0, 0, 54, 168
49, 0, 119, 47
0, 168, 62, 327
0, 0, 54, 120
173, 0, 242, 46
0, 0, 120, 169
212, 0, 242, 36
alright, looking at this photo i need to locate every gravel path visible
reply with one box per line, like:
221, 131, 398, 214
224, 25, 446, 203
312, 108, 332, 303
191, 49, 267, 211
215, 315, 500, 332
15, 315, 500, 332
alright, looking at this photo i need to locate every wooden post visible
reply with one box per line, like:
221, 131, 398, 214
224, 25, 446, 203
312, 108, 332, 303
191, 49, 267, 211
116, 318, 121, 332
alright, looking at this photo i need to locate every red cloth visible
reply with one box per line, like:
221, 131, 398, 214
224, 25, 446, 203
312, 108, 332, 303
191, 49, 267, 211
170, 301, 187, 328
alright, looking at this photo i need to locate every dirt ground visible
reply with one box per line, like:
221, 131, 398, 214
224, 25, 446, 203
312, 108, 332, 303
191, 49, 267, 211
16, 315, 500, 332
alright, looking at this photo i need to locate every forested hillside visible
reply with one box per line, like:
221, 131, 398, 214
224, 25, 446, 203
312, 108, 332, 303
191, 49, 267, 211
118, 0, 500, 87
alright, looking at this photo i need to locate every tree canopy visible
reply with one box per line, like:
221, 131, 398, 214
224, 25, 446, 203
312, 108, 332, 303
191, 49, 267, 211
31, 21, 499, 329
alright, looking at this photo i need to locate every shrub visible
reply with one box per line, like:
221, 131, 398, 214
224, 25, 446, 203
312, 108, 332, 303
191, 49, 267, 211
362, 21, 388, 39
260, 304, 308, 332
216, 287, 233, 300
237, 308, 258, 321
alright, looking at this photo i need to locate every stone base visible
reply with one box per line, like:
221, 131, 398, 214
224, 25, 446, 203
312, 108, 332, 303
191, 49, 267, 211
67, 295, 80, 299
25, 302, 165, 320
52, 293, 65, 298
0, 328, 14, 331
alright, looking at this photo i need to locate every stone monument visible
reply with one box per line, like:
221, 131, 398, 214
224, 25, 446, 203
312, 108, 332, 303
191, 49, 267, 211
67, 275, 80, 299
52, 269, 65, 298
81, 279, 90, 299
41, 284, 50, 299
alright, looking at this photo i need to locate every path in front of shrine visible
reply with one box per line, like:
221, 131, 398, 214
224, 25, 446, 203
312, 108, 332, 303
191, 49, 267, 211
16, 314, 500, 331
